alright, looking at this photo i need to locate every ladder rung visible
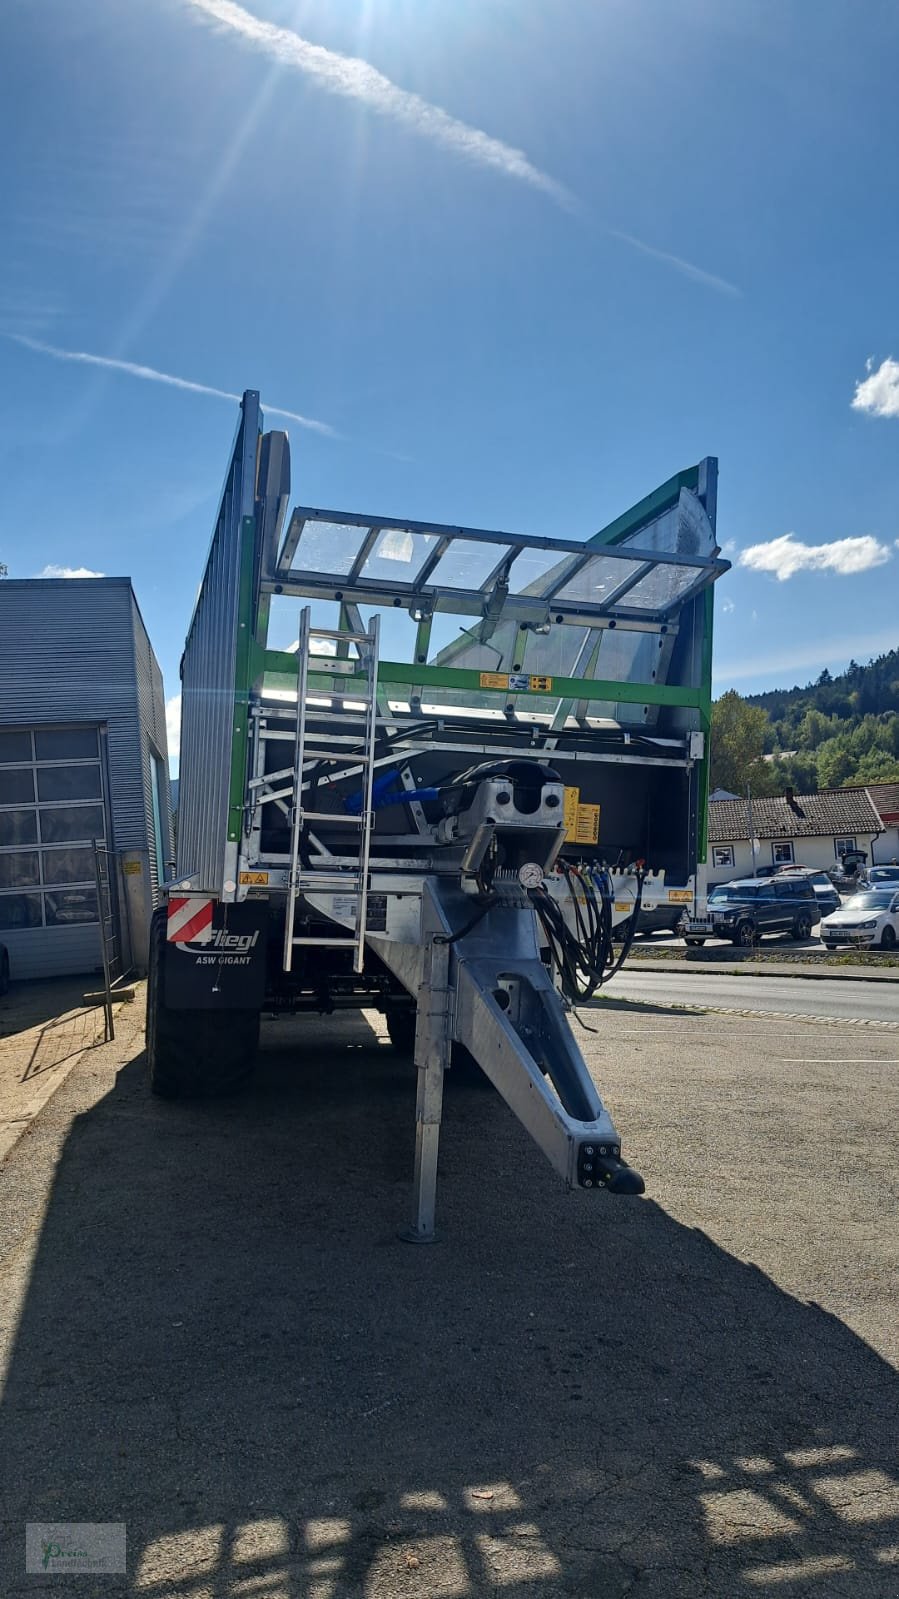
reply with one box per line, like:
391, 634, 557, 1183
303, 749, 373, 764
309, 627, 374, 644
297, 875, 361, 890
300, 810, 363, 825
292, 936, 361, 948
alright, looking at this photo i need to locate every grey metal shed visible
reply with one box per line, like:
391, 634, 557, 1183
0, 577, 173, 980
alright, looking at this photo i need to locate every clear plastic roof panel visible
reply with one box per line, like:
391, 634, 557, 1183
275, 487, 725, 625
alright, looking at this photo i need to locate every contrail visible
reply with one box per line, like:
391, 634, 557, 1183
183, 0, 577, 212
10, 335, 336, 434
608, 231, 741, 297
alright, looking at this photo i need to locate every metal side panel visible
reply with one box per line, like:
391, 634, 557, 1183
452, 960, 617, 1186
368, 881, 641, 1200
176, 392, 261, 895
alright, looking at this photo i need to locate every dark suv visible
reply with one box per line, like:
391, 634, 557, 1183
694, 877, 818, 946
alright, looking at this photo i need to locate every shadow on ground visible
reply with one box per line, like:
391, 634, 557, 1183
0, 977, 101, 1040
0, 1012, 896, 1597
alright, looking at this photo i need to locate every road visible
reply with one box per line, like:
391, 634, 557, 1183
605, 967, 899, 1024
1, 989, 898, 1597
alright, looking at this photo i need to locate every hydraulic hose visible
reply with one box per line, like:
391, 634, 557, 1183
528, 862, 646, 1003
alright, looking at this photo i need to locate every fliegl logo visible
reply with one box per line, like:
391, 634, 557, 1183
166, 898, 259, 955
189, 928, 260, 955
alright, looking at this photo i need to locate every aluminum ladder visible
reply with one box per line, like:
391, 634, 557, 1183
282, 606, 380, 974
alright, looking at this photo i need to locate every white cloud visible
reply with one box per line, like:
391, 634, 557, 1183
38, 564, 105, 578
183, 2, 738, 295
166, 694, 181, 766
851, 356, 899, 419
721, 596, 735, 613
608, 230, 740, 297
185, 0, 576, 211
738, 532, 891, 581
10, 335, 335, 435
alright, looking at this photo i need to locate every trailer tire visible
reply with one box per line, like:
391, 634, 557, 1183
385, 1008, 416, 1055
146, 909, 259, 1099
384, 1006, 489, 1087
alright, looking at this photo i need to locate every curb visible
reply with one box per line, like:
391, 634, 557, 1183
625, 959, 899, 985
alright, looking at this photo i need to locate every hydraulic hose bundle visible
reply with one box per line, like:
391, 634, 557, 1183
529, 862, 646, 1004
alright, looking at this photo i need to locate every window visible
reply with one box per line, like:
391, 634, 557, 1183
34, 728, 99, 761
0, 725, 105, 930
834, 836, 856, 857
44, 888, 98, 926
38, 805, 105, 845
0, 851, 40, 890
712, 846, 734, 869
772, 842, 794, 865
0, 893, 43, 929
37, 766, 102, 803
0, 768, 35, 805
0, 810, 38, 847
149, 749, 167, 885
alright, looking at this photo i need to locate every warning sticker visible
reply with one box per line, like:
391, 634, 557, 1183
478, 671, 555, 694
571, 804, 600, 845
239, 871, 270, 886
563, 789, 599, 845
668, 888, 694, 903
614, 901, 632, 914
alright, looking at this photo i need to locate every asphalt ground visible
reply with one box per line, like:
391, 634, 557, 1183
0, 990, 897, 1597
604, 970, 899, 1024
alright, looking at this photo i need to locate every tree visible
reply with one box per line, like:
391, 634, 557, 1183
710, 691, 775, 796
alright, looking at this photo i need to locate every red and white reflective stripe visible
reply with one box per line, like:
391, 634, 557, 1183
167, 897, 214, 945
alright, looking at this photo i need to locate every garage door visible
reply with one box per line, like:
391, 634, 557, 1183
0, 725, 111, 978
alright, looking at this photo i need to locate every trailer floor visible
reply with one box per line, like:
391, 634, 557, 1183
0, 989, 897, 1597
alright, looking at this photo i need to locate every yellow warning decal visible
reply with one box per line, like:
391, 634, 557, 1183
239, 871, 270, 886
668, 888, 693, 903
572, 804, 600, 845
564, 788, 600, 845
123, 860, 142, 876
614, 901, 632, 914
478, 671, 555, 693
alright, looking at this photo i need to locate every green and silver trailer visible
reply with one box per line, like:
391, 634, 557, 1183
148, 391, 728, 1237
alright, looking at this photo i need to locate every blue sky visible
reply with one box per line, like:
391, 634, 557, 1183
2, 0, 898, 769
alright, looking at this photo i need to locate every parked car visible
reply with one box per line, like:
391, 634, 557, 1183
867, 865, 899, 888
614, 902, 688, 940
689, 876, 818, 947
773, 867, 840, 918
820, 888, 899, 950
828, 849, 868, 890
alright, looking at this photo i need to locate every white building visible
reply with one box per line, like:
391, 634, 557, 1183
707, 788, 883, 883
849, 783, 899, 864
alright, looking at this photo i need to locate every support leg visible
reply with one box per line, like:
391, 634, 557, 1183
400, 938, 450, 1243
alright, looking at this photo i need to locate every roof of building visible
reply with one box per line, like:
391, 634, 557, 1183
864, 783, 899, 823
708, 788, 883, 843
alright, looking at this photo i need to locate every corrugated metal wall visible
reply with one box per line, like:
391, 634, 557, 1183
176, 392, 260, 893
0, 577, 170, 978
131, 593, 174, 896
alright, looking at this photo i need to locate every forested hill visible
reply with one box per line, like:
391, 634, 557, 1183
745, 647, 899, 721
710, 647, 899, 794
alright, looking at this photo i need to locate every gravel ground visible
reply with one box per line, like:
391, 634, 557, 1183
0, 986, 897, 1597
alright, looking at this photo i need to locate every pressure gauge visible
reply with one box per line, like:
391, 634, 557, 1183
518, 862, 544, 890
